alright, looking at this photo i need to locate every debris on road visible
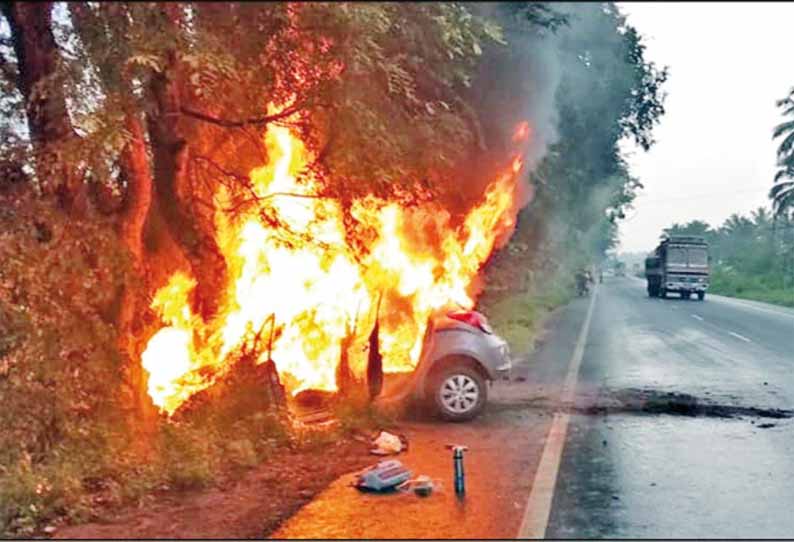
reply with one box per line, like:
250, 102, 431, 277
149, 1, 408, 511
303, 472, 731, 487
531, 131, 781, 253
353, 460, 412, 492
370, 431, 408, 455
411, 475, 434, 497
446, 444, 469, 496
397, 475, 438, 497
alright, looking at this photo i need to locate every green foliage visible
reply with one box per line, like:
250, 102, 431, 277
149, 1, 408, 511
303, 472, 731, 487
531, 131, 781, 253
514, 3, 571, 34
771, 87, 794, 215
0, 453, 91, 537
527, 2, 667, 263
0, 191, 298, 536
159, 422, 217, 490
0, 191, 132, 535
480, 260, 573, 359
334, 398, 397, 435
55, 2, 506, 203
292, 2, 505, 199
711, 266, 794, 307
0, 192, 129, 463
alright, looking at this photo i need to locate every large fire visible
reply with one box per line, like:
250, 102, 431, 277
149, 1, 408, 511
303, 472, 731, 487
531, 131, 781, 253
141, 115, 530, 415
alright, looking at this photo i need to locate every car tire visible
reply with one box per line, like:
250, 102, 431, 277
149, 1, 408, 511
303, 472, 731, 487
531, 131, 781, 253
698, 292, 705, 301
431, 364, 487, 422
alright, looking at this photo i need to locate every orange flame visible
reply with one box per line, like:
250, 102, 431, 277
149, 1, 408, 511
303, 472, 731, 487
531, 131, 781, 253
513, 121, 531, 143
141, 115, 529, 415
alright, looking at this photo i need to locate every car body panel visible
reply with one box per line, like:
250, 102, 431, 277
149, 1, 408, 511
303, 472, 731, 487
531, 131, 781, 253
373, 310, 511, 416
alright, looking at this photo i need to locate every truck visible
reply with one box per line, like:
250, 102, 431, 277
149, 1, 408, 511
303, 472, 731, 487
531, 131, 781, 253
645, 235, 710, 300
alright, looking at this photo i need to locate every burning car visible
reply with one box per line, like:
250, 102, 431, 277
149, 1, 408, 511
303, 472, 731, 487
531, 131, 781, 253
378, 309, 511, 422
140, 117, 527, 419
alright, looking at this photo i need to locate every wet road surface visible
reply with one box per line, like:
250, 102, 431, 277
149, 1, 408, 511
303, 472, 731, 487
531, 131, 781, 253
273, 278, 794, 538
547, 277, 794, 538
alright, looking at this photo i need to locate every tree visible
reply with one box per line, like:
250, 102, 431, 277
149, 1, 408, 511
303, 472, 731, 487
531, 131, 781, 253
0, 1, 85, 211
663, 220, 714, 239
0, 2, 514, 418
0, 2, 508, 325
771, 87, 794, 216
525, 2, 668, 261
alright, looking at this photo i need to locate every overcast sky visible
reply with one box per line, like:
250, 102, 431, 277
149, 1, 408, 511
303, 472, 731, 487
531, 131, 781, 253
616, 2, 794, 253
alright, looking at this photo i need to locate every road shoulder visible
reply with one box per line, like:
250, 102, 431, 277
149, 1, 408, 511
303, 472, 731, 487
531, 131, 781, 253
272, 296, 594, 539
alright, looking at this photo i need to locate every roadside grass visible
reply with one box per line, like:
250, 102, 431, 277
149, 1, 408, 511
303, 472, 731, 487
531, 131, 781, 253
709, 267, 794, 308
0, 326, 381, 539
0, 410, 297, 537
480, 273, 573, 360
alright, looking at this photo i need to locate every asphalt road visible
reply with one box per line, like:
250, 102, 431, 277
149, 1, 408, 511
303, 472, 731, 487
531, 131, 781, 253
546, 276, 794, 538
272, 277, 794, 538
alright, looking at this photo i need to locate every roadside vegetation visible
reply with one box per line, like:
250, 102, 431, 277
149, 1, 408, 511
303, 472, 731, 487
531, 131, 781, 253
0, 2, 665, 537
479, 272, 572, 360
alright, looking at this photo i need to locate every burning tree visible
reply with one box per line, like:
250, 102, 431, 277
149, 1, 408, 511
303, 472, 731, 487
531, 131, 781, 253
0, 2, 530, 419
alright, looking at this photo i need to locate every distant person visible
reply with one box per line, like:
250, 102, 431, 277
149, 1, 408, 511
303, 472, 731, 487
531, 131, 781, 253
575, 268, 590, 296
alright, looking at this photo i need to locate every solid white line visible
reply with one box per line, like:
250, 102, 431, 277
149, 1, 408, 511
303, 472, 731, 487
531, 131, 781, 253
691, 314, 704, 321
728, 331, 752, 343
517, 287, 598, 539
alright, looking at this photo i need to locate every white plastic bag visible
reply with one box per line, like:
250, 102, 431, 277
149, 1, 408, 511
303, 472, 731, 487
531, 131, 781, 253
371, 431, 403, 455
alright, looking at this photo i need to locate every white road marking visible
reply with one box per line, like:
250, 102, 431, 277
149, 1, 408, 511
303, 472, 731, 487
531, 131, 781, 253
517, 286, 598, 539
729, 331, 752, 343
691, 314, 704, 321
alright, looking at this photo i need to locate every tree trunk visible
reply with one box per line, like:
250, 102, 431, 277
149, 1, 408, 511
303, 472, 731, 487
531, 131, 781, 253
146, 48, 227, 321
114, 108, 156, 419
2, 1, 85, 213
119, 111, 153, 264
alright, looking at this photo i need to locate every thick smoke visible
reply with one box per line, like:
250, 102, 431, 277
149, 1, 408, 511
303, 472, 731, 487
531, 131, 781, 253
451, 4, 566, 214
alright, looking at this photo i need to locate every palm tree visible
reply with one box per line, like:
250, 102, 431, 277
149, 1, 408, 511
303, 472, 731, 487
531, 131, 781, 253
771, 87, 794, 216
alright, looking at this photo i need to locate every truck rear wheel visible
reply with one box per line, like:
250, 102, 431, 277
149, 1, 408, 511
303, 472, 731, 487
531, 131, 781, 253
698, 292, 705, 301
660, 288, 667, 299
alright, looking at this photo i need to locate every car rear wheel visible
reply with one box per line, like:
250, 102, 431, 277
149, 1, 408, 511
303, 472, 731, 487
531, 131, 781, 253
698, 291, 705, 301
431, 365, 487, 422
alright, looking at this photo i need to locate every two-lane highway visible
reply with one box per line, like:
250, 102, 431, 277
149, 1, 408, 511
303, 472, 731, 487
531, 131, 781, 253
545, 277, 794, 538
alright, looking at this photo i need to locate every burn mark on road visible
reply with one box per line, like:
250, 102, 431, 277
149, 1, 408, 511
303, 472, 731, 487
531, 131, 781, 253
576, 389, 793, 420
488, 387, 794, 421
